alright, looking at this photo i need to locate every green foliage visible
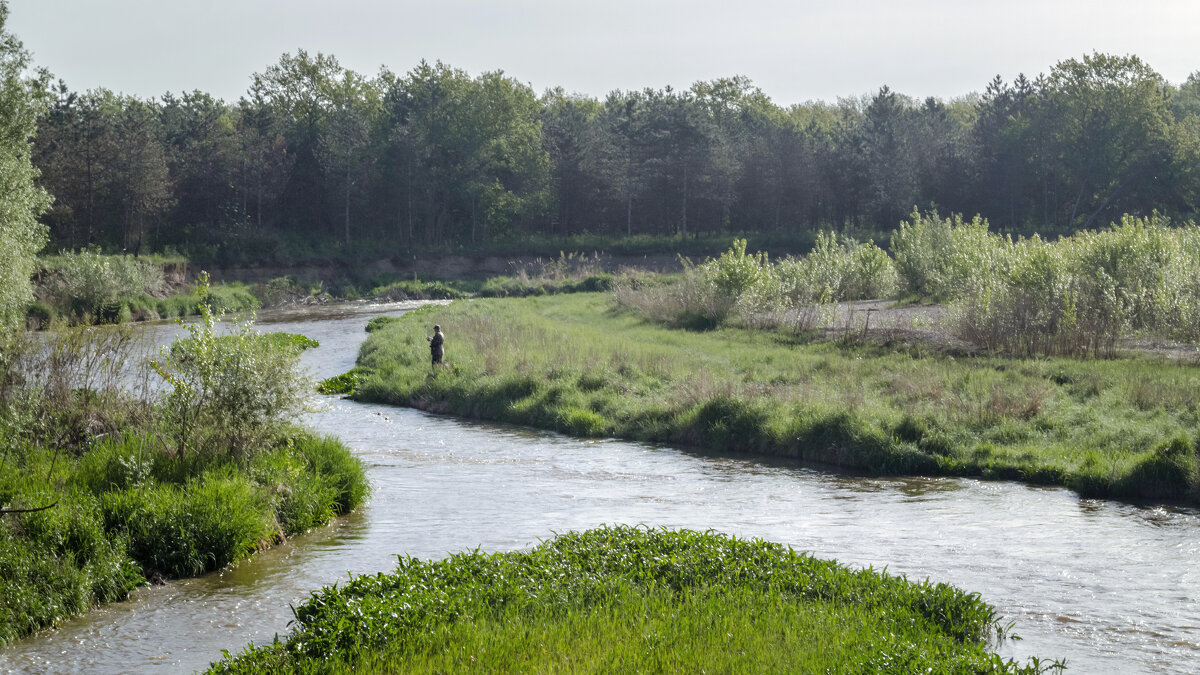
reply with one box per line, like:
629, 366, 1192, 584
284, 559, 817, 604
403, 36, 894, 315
614, 236, 893, 331
476, 272, 614, 297
948, 213, 1200, 355
210, 527, 1059, 673
699, 238, 770, 299
0, 2, 50, 333
262, 332, 320, 352
101, 475, 278, 578
317, 368, 363, 395
0, 429, 365, 644
891, 209, 1005, 300
152, 273, 312, 459
364, 316, 401, 333
369, 279, 469, 301
354, 293, 1200, 503
52, 249, 164, 321
291, 434, 370, 515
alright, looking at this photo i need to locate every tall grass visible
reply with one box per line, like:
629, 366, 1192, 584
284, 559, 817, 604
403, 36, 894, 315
351, 293, 1200, 503
209, 526, 1062, 673
0, 432, 368, 639
0, 312, 367, 644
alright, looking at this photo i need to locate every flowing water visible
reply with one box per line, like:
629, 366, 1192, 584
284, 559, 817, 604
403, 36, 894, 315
2, 302, 1198, 674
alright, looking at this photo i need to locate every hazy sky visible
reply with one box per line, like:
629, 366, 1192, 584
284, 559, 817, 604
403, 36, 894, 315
8, 0, 1200, 105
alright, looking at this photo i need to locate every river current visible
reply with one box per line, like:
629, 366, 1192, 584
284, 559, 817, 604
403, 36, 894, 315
1, 302, 1197, 674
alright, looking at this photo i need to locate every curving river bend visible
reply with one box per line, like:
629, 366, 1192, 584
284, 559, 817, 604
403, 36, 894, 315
1, 302, 1198, 674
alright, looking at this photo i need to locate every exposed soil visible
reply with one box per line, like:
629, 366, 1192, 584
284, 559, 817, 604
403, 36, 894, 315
822, 300, 1199, 362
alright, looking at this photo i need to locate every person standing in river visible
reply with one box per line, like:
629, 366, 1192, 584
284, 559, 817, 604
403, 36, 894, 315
427, 325, 445, 366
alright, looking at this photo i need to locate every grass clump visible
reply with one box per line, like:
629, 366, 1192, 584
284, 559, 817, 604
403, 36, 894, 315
208, 526, 1061, 674
352, 293, 1200, 503
317, 368, 363, 396
0, 432, 368, 639
369, 279, 469, 302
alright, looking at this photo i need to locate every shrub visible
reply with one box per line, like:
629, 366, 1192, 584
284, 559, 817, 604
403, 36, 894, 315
152, 273, 313, 459
949, 214, 1200, 356
54, 249, 164, 321
891, 209, 1007, 300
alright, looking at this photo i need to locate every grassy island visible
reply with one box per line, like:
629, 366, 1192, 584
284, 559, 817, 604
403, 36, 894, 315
210, 526, 1061, 673
348, 293, 1200, 504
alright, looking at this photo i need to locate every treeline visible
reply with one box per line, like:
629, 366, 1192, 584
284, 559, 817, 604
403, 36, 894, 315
31, 51, 1200, 261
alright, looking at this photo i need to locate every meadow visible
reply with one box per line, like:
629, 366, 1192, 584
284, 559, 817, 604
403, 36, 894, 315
349, 293, 1200, 503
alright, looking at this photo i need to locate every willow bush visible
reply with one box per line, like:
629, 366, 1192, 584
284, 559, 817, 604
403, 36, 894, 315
945, 214, 1200, 356
152, 273, 313, 459
52, 248, 165, 321
614, 213, 1200, 356
614, 236, 895, 332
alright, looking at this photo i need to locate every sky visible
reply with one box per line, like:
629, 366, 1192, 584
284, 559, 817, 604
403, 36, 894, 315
7, 0, 1200, 106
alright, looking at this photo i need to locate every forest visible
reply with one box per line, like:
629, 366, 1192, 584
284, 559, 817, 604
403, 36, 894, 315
29, 51, 1200, 262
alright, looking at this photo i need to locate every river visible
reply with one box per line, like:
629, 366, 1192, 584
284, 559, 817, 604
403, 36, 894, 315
1, 302, 1197, 674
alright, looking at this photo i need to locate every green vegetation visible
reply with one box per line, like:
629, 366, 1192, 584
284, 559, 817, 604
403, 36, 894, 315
1, 431, 367, 644
317, 368, 364, 396
0, 276, 367, 645
152, 275, 314, 459
28, 42, 1200, 265
209, 526, 1061, 673
618, 214, 1200, 358
33, 250, 260, 326
351, 293, 1200, 503
0, 1, 50, 333
368, 279, 470, 301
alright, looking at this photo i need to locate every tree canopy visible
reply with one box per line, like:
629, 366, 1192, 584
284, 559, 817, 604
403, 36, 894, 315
23, 47, 1200, 262
0, 0, 50, 330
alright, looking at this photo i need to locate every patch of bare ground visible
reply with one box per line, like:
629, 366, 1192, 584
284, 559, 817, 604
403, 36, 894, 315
801, 300, 976, 355
817, 300, 1200, 361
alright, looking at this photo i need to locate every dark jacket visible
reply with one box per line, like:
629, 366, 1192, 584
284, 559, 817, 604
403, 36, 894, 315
429, 332, 444, 362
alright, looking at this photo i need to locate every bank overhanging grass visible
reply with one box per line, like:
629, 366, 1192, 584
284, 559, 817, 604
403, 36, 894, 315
0, 430, 367, 645
350, 294, 1200, 504
209, 526, 1063, 673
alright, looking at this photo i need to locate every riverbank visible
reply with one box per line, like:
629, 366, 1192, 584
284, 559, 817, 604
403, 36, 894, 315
209, 526, 1061, 673
350, 293, 1200, 504
26, 250, 632, 329
0, 431, 367, 645
0, 301, 368, 645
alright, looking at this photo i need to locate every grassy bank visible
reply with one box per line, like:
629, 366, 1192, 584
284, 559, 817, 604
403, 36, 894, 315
350, 293, 1200, 503
0, 287, 368, 645
209, 526, 1060, 673
0, 431, 367, 645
